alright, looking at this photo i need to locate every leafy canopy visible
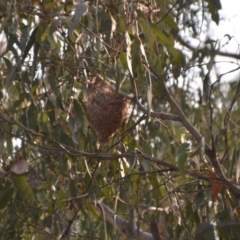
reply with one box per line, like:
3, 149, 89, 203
1, 0, 240, 239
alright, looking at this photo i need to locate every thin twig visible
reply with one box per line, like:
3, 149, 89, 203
177, 35, 240, 60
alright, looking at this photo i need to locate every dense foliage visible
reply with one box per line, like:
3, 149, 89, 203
0, 0, 240, 239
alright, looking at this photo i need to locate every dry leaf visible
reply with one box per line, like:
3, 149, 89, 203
0, 32, 7, 56
208, 172, 224, 201
158, 215, 169, 240
150, 215, 161, 240
236, 157, 240, 182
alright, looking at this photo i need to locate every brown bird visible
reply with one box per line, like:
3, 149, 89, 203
86, 75, 130, 144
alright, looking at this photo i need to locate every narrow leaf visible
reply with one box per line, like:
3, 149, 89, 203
0, 32, 7, 56
209, 172, 224, 201
11, 174, 36, 204
109, 13, 116, 40
140, 137, 152, 155
178, 152, 188, 175
147, 84, 153, 118
69, 2, 88, 36
47, 19, 61, 48
125, 32, 133, 76
150, 215, 161, 240
195, 222, 215, 240
0, 188, 14, 209
236, 152, 240, 182
151, 24, 169, 45
119, 52, 128, 70
199, 137, 205, 162
177, 143, 190, 155
163, 14, 179, 31
22, 26, 38, 62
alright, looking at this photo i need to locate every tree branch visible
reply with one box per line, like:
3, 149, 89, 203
107, 82, 181, 122
93, 200, 154, 240
2, 86, 240, 198
163, 82, 203, 141
177, 35, 240, 60
162, 81, 240, 198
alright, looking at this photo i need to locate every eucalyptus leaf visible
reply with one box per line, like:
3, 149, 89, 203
0, 32, 7, 56
125, 32, 133, 77
69, 2, 88, 37
178, 152, 188, 175
11, 174, 36, 204
195, 222, 215, 240
0, 187, 14, 209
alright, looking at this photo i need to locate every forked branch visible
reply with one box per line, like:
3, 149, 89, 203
162, 81, 240, 198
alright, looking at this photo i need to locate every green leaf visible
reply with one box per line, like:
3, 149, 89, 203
140, 137, 152, 156
48, 70, 59, 96
102, 186, 111, 200
11, 174, 36, 204
163, 14, 179, 31
0, 187, 14, 209
115, 69, 121, 93
140, 137, 152, 171
57, 189, 67, 210
46, 98, 56, 123
38, 179, 52, 190
119, 52, 128, 70
217, 209, 230, 221
69, 180, 78, 197
42, 112, 49, 123
194, 190, 207, 208
138, 17, 155, 50
148, 175, 161, 199
211, 125, 218, 137
2, 56, 13, 78
195, 222, 215, 240
47, 19, 61, 49
27, 104, 37, 130
131, 36, 141, 74
177, 143, 190, 155
56, 95, 64, 110
171, 49, 184, 64
121, 158, 130, 176
12, 93, 26, 109
66, 205, 76, 221
2, 56, 17, 88
118, 17, 126, 32
178, 152, 188, 175
36, 22, 49, 43
151, 24, 169, 45
22, 26, 38, 62
89, 202, 100, 219
149, 51, 163, 73
69, 2, 88, 37
206, 0, 222, 25
188, 137, 205, 165
19, 24, 29, 51
73, 99, 84, 125
230, 147, 239, 179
